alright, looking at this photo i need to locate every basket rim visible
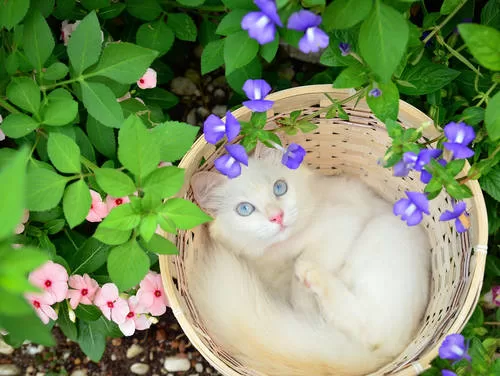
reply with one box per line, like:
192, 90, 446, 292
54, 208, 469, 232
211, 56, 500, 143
159, 84, 488, 376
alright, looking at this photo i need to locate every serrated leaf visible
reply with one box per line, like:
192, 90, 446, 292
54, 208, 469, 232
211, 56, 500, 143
150, 121, 198, 162
201, 39, 225, 75
99, 203, 141, 230
323, 0, 372, 30
67, 11, 102, 75
86, 116, 116, 158
333, 65, 369, 88
42, 91, 79, 126
160, 198, 212, 229
81, 81, 124, 128
366, 81, 400, 121
70, 238, 111, 275
167, 13, 197, 41
144, 233, 178, 254
398, 60, 461, 95
224, 31, 259, 74
44, 62, 69, 80
107, 240, 150, 291
459, 23, 500, 71
26, 168, 67, 211
480, 166, 500, 202
485, 91, 500, 141
7, 77, 41, 114
63, 179, 91, 228
93, 227, 132, 245
95, 168, 136, 197
47, 132, 81, 173
139, 214, 157, 242
23, 11, 55, 71
136, 21, 175, 56
0, 0, 29, 30
216, 10, 247, 36
126, 0, 163, 21
142, 166, 185, 199
260, 36, 279, 63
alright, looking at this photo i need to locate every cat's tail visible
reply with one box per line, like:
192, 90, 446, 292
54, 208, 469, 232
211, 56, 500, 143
188, 244, 387, 376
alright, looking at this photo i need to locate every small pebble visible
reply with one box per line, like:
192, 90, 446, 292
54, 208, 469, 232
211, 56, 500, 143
170, 77, 200, 97
0, 339, 14, 355
126, 344, 144, 359
110, 354, 117, 361
111, 338, 121, 347
25, 366, 34, 375
195, 363, 204, 373
35, 373, 44, 376
163, 356, 191, 372
213, 88, 226, 103
130, 363, 150, 375
74, 358, 81, 365
62, 351, 70, 360
0, 364, 21, 376
25, 344, 44, 355
211, 105, 227, 118
70, 370, 87, 376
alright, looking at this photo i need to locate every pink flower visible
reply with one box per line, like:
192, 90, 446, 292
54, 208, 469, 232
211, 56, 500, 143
29, 261, 68, 303
118, 296, 152, 336
94, 283, 129, 324
158, 161, 172, 167
0, 114, 4, 142
26, 292, 58, 324
67, 274, 99, 309
14, 209, 29, 234
483, 286, 500, 308
105, 195, 131, 211
61, 20, 81, 46
137, 68, 157, 89
86, 190, 109, 222
136, 271, 169, 316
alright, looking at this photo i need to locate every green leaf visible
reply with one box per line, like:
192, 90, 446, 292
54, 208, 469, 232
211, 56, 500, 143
460, 107, 484, 126
1, 113, 39, 139
136, 21, 175, 56
485, 91, 500, 141
42, 90, 79, 126
67, 11, 102, 75
333, 65, 369, 88
95, 168, 136, 197
100, 203, 141, 230
81, 81, 124, 128
139, 214, 157, 242
0, 0, 29, 30
0, 148, 28, 240
142, 166, 185, 199
0, 313, 54, 346
260, 37, 279, 63
226, 58, 262, 94
26, 168, 67, 211
398, 60, 461, 95
126, 0, 163, 21
150, 121, 198, 162
81, 0, 109, 9
221, 0, 254, 9
44, 62, 69, 80
480, 166, 500, 202
90, 42, 158, 83
6, 77, 41, 114
118, 115, 160, 177
138, 88, 178, 109
359, 1, 409, 82
74, 304, 102, 321
323, 0, 372, 30
201, 39, 225, 75
366, 81, 399, 121
93, 227, 132, 245
224, 31, 259, 74
99, 3, 126, 19
440, 0, 462, 15
199, 17, 218, 47
58, 302, 77, 342
47, 132, 81, 173
23, 11, 55, 71
63, 179, 91, 228
107, 240, 150, 291
458, 23, 500, 71
216, 10, 247, 36
160, 198, 212, 229
167, 13, 197, 42
481, 0, 500, 29
70, 237, 111, 275
86, 116, 116, 158
177, 0, 205, 6
78, 320, 106, 362
144, 233, 178, 254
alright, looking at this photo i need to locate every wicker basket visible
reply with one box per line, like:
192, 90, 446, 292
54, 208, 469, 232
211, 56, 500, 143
159, 85, 488, 375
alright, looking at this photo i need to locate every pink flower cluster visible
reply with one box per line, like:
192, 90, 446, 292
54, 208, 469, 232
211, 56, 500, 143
26, 261, 169, 336
86, 190, 131, 222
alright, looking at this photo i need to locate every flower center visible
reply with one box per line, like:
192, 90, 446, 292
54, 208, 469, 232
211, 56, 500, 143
455, 130, 465, 144
33, 300, 41, 309
213, 125, 226, 132
306, 27, 316, 43
255, 15, 270, 29
253, 87, 261, 100
127, 311, 135, 318
154, 290, 162, 297
115, 198, 123, 205
91, 204, 94, 209
81, 288, 88, 296
45, 280, 52, 287
224, 156, 236, 169
404, 203, 417, 217
107, 301, 114, 308
139, 79, 145, 84
451, 345, 464, 356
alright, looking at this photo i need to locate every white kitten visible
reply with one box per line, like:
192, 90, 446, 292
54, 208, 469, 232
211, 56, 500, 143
188, 149, 430, 375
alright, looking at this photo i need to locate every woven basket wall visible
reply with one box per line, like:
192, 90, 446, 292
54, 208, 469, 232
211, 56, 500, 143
159, 85, 488, 376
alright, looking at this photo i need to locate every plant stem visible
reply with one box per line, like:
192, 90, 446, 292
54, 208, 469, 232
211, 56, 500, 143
435, 34, 482, 77
475, 82, 498, 107
299, 89, 365, 122
160, 0, 226, 12
0, 97, 19, 113
422, 0, 468, 44
41, 76, 82, 91
80, 156, 98, 171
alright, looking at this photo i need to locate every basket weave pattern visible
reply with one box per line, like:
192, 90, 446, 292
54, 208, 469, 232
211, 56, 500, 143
159, 85, 488, 376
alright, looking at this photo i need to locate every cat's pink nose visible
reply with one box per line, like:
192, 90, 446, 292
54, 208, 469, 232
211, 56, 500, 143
269, 211, 284, 225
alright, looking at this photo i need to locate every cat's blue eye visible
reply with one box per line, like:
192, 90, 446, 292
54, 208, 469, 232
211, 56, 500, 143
273, 180, 288, 197
236, 202, 255, 216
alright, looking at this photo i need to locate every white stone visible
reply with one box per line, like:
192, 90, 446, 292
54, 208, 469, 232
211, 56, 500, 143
0, 338, 14, 355
110, 354, 117, 361
70, 370, 87, 376
194, 363, 203, 373
170, 77, 200, 97
163, 356, 191, 372
25, 344, 43, 355
126, 344, 144, 359
130, 363, 150, 375
0, 365, 20, 376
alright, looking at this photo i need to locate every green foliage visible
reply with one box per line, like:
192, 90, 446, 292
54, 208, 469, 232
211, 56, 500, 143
67, 11, 102, 75
107, 240, 150, 291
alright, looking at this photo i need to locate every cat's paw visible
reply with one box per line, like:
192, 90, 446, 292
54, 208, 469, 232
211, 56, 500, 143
294, 260, 326, 296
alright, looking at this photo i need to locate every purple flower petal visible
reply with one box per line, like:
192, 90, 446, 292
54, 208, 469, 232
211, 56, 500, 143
406, 191, 430, 214
287, 10, 322, 31
415, 149, 442, 171
243, 79, 272, 100
225, 111, 241, 142
394, 192, 429, 226
455, 217, 468, 233
282, 143, 306, 169
226, 144, 248, 166
393, 198, 410, 216
369, 88, 382, 97
241, 12, 277, 45
406, 210, 423, 226
254, 0, 282, 27
214, 154, 242, 179
420, 170, 432, 184
298, 27, 329, 53
339, 42, 351, 56
440, 201, 467, 221
242, 99, 274, 112
393, 160, 410, 177
443, 142, 475, 159
439, 334, 471, 362
203, 114, 226, 144
444, 122, 475, 146
442, 370, 457, 376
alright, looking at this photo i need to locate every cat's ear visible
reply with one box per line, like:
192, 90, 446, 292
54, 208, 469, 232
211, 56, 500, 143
254, 142, 283, 163
191, 171, 226, 213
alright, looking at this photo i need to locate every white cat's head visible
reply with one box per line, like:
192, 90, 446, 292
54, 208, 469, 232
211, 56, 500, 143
191, 149, 317, 258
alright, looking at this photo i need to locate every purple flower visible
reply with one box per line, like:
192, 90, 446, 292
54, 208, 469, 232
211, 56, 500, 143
439, 334, 471, 362
439, 201, 469, 233
242, 79, 274, 112
241, 0, 282, 45
441, 371, 457, 376
369, 88, 382, 97
214, 144, 249, 179
393, 191, 430, 226
394, 149, 442, 177
420, 158, 446, 184
287, 10, 329, 54
203, 111, 241, 145
281, 143, 306, 169
443, 122, 475, 159
339, 42, 351, 56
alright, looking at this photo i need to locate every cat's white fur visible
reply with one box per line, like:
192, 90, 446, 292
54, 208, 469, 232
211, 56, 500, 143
188, 149, 430, 376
